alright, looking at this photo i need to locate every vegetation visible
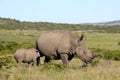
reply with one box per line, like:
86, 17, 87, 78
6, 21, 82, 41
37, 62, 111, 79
0, 30, 120, 67
0, 17, 120, 33
0, 17, 120, 80
0, 59, 120, 80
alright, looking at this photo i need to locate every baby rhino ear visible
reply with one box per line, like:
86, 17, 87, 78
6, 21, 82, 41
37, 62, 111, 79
78, 33, 87, 42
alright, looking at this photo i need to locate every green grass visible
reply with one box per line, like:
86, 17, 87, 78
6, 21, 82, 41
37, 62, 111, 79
86, 33, 120, 50
0, 58, 120, 80
0, 30, 120, 50
0, 30, 120, 80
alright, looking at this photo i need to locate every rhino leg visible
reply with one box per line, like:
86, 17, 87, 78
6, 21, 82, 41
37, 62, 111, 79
60, 54, 69, 64
17, 59, 23, 66
18, 62, 22, 66
68, 54, 74, 62
33, 58, 37, 66
32, 57, 40, 66
44, 56, 51, 63
36, 57, 40, 66
18, 61, 26, 67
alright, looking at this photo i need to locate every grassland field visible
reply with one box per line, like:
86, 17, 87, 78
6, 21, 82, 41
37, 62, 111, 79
0, 29, 120, 80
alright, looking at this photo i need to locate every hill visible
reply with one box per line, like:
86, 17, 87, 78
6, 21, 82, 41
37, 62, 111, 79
102, 20, 120, 25
0, 17, 120, 33
84, 20, 120, 26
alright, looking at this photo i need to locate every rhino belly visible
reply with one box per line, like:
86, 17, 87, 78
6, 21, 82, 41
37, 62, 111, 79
40, 45, 57, 58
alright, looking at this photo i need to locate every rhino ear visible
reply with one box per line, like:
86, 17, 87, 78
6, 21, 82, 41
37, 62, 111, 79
78, 33, 87, 42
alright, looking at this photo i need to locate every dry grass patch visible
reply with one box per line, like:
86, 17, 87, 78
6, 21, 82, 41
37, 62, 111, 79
0, 58, 120, 80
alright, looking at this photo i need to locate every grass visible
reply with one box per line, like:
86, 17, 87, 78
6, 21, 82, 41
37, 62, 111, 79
0, 29, 120, 80
86, 33, 120, 50
0, 30, 120, 50
0, 58, 120, 80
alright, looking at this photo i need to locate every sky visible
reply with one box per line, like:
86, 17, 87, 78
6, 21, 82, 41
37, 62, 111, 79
0, 0, 120, 24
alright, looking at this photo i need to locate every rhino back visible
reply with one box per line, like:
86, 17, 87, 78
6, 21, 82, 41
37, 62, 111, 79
14, 49, 26, 62
37, 31, 79, 56
23, 48, 39, 62
14, 48, 39, 63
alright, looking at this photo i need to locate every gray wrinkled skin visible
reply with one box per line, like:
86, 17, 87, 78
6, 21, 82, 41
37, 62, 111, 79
36, 31, 97, 65
14, 48, 40, 66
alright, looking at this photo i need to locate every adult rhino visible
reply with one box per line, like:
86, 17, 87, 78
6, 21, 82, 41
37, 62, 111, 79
35, 31, 99, 66
14, 48, 40, 66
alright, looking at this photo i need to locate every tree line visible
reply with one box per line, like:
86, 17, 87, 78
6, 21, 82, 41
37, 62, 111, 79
0, 17, 120, 33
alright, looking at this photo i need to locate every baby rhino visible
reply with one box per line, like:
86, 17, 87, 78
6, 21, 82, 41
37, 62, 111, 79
14, 48, 40, 66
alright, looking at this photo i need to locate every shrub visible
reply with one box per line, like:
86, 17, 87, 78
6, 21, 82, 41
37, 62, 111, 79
91, 48, 120, 61
102, 50, 120, 61
0, 55, 15, 68
0, 41, 19, 53
0, 41, 19, 68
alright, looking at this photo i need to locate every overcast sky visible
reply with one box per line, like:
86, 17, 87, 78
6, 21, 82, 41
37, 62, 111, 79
0, 0, 120, 24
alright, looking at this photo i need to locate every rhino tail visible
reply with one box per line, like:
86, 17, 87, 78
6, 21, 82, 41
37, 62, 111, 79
35, 40, 44, 57
35, 40, 39, 51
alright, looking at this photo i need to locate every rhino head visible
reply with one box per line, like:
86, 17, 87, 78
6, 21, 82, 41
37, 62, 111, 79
75, 34, 100, 65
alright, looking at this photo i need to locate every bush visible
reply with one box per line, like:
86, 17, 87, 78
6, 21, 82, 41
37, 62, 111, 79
0, 41, 19, 68
0, 41, 19, 53
0, 55, 15, 68
91, 48, 120, 61
102, 50, 120, 61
